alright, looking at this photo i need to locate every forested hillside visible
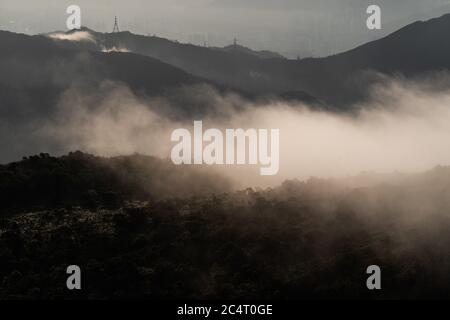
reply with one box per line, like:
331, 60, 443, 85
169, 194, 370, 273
1, 154, 450, 299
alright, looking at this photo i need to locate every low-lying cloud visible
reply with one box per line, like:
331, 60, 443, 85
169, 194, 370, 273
101, 46, 130, 53
47, 31, 96, 43
35, 74, 450, 189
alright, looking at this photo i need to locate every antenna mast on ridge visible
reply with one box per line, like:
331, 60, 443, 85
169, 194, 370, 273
112, 16, 120, 33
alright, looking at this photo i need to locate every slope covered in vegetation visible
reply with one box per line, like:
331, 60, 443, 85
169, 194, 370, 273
1, 154, 450, 299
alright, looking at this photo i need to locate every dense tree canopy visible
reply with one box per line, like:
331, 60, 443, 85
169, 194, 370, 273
1, 153, 450, 299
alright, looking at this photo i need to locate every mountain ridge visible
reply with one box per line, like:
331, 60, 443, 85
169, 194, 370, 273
44, 13, 450, 107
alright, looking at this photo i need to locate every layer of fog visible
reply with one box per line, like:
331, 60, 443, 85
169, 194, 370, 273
36, 74, 450, 189
101, 46, 130, 53
47, 31, 96, 43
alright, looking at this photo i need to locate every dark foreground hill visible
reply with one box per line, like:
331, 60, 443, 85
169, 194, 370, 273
0, 152, 232, 214
1, 153, 450, 299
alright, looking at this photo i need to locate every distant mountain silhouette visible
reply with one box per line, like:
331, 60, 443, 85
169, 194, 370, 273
0, 30, 245, 162
0, 29, 241, 120
0, 29, 208, 93
59, 29, 291, 95
48, 13, 450, 107
0, 28, 316, 123
281, 13, 450, 106
213, 44, 285, 59
1, 12, 450, 161
257, 13, 450, 106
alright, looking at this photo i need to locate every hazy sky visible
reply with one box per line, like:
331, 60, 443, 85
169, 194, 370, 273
1, 0, 450, 57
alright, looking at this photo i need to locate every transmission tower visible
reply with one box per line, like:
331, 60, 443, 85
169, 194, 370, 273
112, 16, 120, 33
